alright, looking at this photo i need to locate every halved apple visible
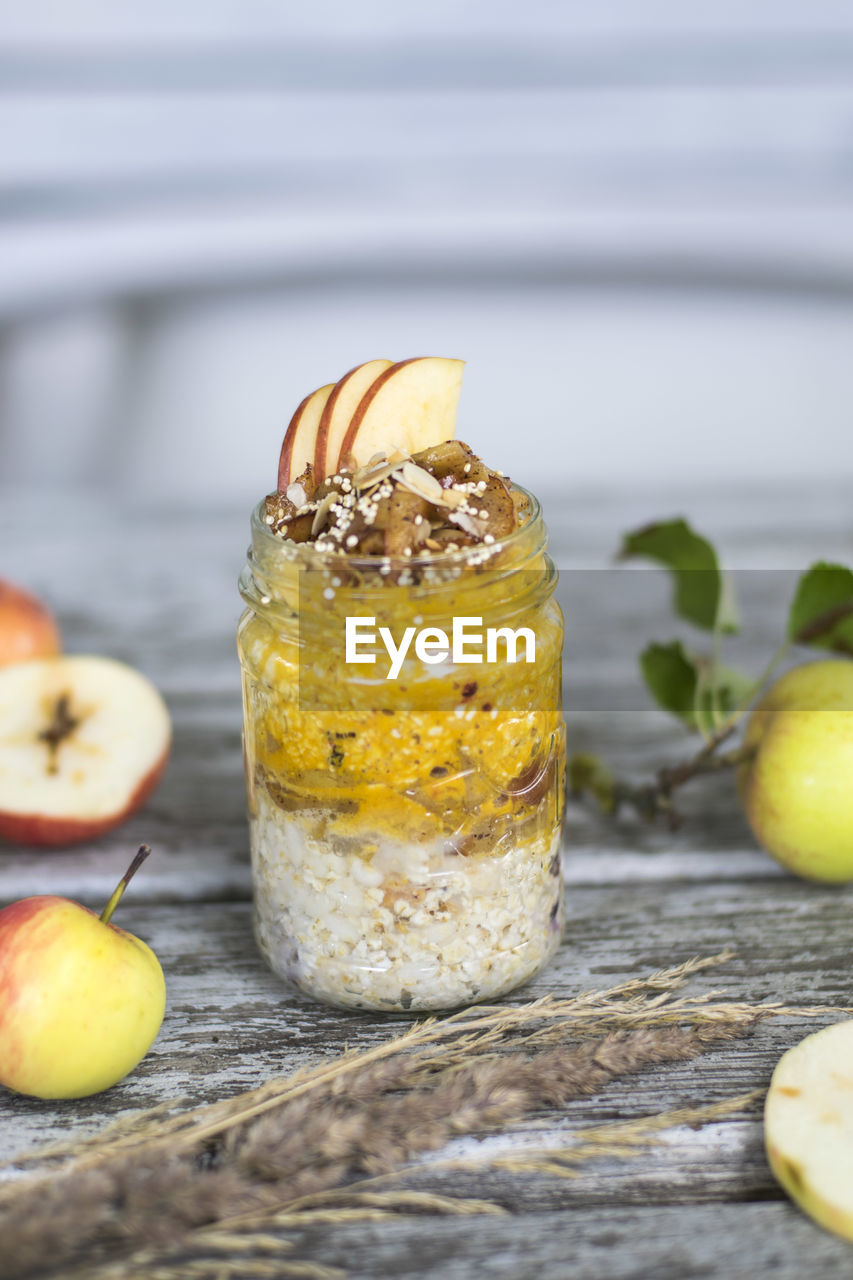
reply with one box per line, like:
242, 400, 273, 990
313, 359, 393, 481
337, 357, 464, 470
0, 655, 171, 847
277, 382, 334, 490
765, 1020, 853, 1241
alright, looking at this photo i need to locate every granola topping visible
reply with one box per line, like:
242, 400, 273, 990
263, 440, 525, 571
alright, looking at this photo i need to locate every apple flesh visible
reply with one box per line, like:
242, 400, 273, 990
0, 579, 61, 668
337, 357, 464, 471
0, 846, 166, 1099
765, 1020, 853, 1240
313, 358, 393, 481
737, 660, 853, 882
0, 655, 171, 847
277, 381, 334, 490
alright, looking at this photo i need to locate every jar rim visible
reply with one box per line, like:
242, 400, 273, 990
241, 480, 556, 625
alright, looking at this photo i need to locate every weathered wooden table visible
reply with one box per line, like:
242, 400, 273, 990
2, 483, 852, 1279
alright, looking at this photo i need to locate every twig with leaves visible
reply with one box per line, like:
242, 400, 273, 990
568, 518, 853, 829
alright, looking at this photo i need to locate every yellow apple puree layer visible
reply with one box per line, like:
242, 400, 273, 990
238, 482, 564, 856
238, 594, 564, 853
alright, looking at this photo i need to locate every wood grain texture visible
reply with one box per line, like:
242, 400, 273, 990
1, 485, 852, 1275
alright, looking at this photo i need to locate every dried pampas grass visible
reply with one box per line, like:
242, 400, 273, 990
0, 950, 843, 1280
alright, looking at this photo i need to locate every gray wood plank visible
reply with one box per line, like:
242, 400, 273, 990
245, 1203, 853, 1280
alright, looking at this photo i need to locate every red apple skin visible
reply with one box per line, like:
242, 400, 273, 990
0, 899, 55, 1084
0, 749, 169, 847
277, 388, 313, 491
0, 581, 61, 668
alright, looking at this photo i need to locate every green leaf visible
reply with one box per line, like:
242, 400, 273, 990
640, 641, 754, 731
641, 641, 699, 723
618, 518, 737, 633
788, 562, 853, 654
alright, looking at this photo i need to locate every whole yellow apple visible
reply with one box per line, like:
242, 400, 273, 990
0, 847, 166, 1098
737, 660, 853, 882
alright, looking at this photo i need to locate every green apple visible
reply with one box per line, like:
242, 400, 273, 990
0, 846, 166, 1099
737, 660, 853, 882
765, 1020, 853, 1239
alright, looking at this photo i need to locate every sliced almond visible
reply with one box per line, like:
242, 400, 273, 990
397, 462, 446, 504
352, 457, 407, 492
448, 508, 489, 539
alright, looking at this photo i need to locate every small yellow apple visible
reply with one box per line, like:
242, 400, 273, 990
0, 847, 166, 1098
737, 660, 853, 882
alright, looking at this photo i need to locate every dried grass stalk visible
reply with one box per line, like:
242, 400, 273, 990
55, 1091, 762, 1280
0, 951, 842, 1280
6, 950, 736, 1175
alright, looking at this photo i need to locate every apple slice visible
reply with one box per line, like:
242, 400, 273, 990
337, 357, 464, 470
765, 1020, 853, 1240
313, 358, 393, 481
0, 579, 61, 668
277, 382, 335, 490
0, 655, 171, 847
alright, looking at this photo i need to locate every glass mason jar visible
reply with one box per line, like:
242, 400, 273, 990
237, 486, 565, 1012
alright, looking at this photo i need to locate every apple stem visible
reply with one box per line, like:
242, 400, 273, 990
100, 845, 152, 925
569, 738, 759, 832
657, 738, 756, 795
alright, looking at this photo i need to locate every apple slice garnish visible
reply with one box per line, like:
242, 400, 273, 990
313, 359, 393, 481
0, 655, 171, 847
277, 382, 335, 490
337, 357, 464, 470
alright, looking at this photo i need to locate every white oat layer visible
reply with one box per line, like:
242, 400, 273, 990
250, 788, 564, 1011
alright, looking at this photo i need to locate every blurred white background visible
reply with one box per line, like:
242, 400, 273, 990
1, 1, 852, 505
